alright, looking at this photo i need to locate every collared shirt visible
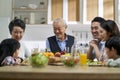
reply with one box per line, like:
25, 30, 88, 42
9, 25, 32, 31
46, 36, 68, 52
99, 41, 108, 62
99, 41, 106, 53
92, 40, 106, 60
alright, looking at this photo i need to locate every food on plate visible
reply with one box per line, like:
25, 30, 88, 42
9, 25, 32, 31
55, 52, 71, 57
21, 58, 30, 66
60, 51, 65, 55
48, 56, 61, 63
87, 59, 105, 66
55, 52, 61, 57
48, 56, 64, 66
43, 52, 54, 58
48, 52, 73, 66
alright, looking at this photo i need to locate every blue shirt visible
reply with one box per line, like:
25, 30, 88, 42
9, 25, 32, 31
46, 36, 68, 52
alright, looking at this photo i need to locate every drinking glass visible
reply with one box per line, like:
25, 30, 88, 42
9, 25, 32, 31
79, 46, 88, 66
80, 53, 87, 65
64, 47, 70, 53
99, 48, 108, 64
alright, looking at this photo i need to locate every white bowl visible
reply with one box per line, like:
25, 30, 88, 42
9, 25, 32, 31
28, 4, 37, 9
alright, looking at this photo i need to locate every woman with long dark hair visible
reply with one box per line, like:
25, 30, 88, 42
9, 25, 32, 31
98, 20, 120, 62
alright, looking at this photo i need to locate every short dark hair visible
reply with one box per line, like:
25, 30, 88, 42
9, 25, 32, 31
9, 19, 26, 34
105, 36, 120, 56
0, 38, 20, 66
92, 17, 106, 24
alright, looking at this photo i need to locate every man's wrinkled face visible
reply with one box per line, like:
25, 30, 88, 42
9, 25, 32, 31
53, 22, 66, 40
91, 22, 101, 39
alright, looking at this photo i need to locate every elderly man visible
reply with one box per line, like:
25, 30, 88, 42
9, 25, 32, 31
46, 18, 74, 53
87, 17, 105, 60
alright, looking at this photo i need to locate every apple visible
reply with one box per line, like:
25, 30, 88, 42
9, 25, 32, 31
74, 58, 79, 64
55, 52, 61, 57
60, 51, 65, 55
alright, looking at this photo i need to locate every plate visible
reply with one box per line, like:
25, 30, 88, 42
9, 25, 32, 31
88, 64, 105, 67
48, 62, 64, 66
20, 63, 30, 66
88, 64, 103, 67
20, 6, 27, 9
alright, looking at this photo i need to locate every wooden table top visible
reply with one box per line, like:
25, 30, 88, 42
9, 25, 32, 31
0, 65, 120, 80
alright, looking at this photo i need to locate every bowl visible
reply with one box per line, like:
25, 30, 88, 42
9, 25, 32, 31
28, 4, 37, 9
62, 56, 79, 67
30, 53, 48, 67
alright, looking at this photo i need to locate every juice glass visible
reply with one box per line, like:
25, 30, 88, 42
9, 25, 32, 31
80, 53, 87, 65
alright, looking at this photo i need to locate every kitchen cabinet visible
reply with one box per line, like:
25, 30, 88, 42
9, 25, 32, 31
12, 0, 115, 25
12, 0, 48, 24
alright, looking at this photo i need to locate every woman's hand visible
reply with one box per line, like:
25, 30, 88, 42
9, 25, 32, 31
89, 40, 98, 48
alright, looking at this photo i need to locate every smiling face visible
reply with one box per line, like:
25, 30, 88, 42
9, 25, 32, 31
53, 21, 66, 41
13, 48, 20, 58
105, 47, 117, 59
91, 22, 101, 39
99, 27, 111, 41
11, 26, 24, 41
105, 36, 120, 60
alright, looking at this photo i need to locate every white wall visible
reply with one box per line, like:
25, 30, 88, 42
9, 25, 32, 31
0, 17, 10, 42
22, 25, 53, 41
22, 24, 91, 41
0, 0, 12, 17
0, 0, 12, 42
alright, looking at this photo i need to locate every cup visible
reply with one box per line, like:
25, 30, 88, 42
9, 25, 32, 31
79, 46, 88, 66
99, 48, 108, 64
32, 48, 38, 53
64, 47, 69, 53
80, 53, 87, 65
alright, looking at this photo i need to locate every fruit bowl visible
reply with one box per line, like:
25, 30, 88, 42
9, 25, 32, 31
30, 53, 48, 67
62, 56, 79, 67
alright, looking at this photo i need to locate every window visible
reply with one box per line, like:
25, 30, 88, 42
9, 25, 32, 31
48, 0, 115, 24
48, 0, 80, 24
83, 0, 114, 24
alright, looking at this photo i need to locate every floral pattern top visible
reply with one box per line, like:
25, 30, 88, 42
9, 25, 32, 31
1, 56, 21, 66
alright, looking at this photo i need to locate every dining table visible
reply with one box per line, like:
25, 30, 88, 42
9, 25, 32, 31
0, 64, 120, 80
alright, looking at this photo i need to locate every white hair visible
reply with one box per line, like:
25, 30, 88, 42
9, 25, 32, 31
53, 18, 67, 28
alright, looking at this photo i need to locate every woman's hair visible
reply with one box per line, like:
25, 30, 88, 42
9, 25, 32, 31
100, 20, 120, 37
0, 38, 20, 65
8, 19, 26, 34
105, 36, 120, 56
